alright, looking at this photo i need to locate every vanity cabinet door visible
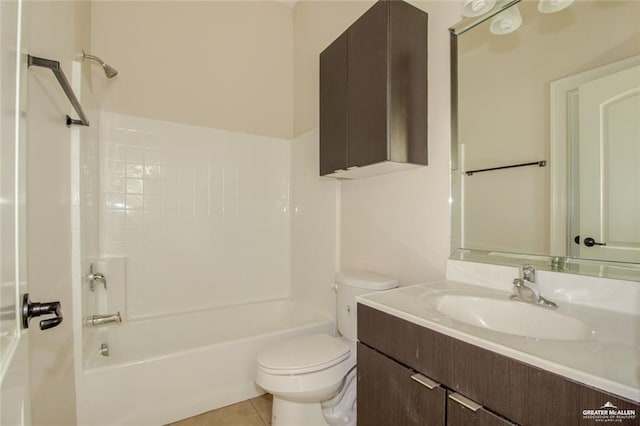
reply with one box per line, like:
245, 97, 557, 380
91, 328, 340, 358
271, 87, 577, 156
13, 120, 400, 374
447, 392, 516, 426
357, 342, 446, 426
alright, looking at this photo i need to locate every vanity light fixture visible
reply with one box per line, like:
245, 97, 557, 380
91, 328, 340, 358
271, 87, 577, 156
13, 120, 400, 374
462, 0, 496, 17
490, 5, 523, 35
461, 0, 575, 36
538, 0, 575, 13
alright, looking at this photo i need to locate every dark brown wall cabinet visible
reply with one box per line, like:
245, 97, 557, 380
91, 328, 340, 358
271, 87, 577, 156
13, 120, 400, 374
319, 0, 428, 178
357, 304, 640, 426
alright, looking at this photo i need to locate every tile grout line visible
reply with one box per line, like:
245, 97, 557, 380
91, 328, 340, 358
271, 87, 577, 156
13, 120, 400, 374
249, 397, 269, 426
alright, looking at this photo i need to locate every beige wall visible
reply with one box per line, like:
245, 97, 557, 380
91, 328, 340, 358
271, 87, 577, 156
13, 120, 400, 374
25, 1, 92, 424
91, 1, 294, 139
340, 3, 458, 286
292, 0, 460, 285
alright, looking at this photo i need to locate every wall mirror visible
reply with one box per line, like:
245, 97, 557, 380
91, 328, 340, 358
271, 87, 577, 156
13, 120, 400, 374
450, 0, 640, 281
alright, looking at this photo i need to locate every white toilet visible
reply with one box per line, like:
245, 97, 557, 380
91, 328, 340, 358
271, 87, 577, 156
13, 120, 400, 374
255, 271, 398, 426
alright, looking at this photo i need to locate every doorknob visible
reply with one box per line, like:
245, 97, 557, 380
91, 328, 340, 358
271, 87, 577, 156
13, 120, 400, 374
584, 237, 606, 247
22, 293, 63, 330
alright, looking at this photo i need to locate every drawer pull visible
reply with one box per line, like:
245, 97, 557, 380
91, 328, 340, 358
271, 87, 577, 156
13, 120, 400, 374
410, 373, 439, 390
449, 392, 482, 412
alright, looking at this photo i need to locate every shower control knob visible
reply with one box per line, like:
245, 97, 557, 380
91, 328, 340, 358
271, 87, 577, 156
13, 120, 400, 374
22, 293, 63, 330
583, 237, 606, 247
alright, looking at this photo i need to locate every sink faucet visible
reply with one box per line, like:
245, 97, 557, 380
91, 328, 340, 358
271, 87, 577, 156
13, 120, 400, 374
510, 264, 557, 309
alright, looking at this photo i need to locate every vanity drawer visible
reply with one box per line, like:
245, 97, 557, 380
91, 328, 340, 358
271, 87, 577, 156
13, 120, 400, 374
357, 303, 640, 425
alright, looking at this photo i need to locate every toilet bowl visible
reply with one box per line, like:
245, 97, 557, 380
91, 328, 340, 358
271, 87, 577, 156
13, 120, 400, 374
255, 271, 398, 426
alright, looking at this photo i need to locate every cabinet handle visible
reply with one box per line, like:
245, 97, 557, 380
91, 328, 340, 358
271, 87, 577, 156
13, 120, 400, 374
448, 392, 482, 412
410, 373, 440, 390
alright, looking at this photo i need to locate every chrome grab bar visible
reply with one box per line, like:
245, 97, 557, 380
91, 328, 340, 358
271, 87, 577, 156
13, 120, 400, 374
27, 54, 90, 127
84, 312, 121, 327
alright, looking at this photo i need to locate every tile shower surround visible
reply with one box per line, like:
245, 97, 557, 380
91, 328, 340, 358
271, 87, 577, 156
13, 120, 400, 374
99, 112, 291, 319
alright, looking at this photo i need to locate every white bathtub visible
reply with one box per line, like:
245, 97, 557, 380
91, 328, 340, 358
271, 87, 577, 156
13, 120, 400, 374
78, 299, 334, 426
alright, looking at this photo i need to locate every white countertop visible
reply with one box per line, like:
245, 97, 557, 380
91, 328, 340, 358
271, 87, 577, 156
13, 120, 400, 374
357, 280, 640, 402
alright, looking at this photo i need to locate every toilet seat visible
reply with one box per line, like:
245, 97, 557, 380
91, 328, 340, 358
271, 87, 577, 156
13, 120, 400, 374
255, 335, 356, 403
258, 334, 350, 375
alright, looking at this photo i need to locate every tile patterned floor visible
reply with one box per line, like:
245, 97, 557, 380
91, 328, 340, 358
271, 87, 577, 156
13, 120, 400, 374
169, 394, 272, 426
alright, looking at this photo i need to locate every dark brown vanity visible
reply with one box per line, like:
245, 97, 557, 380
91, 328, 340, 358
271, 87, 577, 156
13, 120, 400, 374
357, 304, 640, 426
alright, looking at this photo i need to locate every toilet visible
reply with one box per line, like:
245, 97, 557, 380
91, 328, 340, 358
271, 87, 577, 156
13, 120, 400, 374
255, 271, 398, 426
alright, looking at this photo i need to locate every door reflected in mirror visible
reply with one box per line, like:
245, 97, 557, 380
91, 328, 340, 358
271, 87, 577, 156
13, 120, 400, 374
450, 0, 640, 279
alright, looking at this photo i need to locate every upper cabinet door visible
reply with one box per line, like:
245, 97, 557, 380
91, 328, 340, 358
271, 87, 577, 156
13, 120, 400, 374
319, 32, 349, 176
347, 1, 389, 168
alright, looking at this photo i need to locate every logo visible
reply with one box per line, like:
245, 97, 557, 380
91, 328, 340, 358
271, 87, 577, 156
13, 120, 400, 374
582, 401, 636, 423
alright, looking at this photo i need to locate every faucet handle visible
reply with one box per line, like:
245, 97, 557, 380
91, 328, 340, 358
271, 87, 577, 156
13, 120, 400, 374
520, 264, 536, 282
87, 263, 107, 291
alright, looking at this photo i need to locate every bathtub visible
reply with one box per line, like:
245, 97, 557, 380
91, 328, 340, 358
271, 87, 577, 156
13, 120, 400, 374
78, 298, 334, 426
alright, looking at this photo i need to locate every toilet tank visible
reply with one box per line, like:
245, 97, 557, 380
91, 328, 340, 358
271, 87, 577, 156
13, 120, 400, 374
335, 271, 398, 341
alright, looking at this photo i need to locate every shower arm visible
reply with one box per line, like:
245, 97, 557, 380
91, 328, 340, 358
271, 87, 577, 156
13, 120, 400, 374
27, 55, 90, 127
82, 52, 105, 66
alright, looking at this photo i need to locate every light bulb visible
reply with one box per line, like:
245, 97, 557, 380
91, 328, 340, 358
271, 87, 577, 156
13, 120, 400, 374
462, 0, 497, 17
538, 0, 575, 13
490, 5, 523, 35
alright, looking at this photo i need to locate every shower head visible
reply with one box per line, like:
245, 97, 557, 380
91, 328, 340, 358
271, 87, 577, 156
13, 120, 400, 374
82, 50, 118, 79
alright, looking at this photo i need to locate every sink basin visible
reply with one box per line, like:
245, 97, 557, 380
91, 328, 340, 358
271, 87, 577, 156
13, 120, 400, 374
429, 294, 593, 341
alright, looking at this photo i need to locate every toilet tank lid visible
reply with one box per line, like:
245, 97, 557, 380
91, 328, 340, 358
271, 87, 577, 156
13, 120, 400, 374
335, 270, 398, 290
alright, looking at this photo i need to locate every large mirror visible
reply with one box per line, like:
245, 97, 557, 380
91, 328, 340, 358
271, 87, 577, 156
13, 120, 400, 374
450, 0, 640, 280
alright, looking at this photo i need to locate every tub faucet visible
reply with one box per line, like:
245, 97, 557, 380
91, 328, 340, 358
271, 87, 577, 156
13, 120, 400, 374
510, 264, 557, 309
84, 312, 121, 327
87, 263, 107, 292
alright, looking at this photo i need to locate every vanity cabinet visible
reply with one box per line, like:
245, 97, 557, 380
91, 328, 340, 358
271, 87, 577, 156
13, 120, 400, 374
319, 0, 428, 178
357, 304, 640, 426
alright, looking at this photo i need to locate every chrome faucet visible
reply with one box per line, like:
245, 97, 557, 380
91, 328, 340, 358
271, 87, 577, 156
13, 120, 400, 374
86, 263, 107, 292
510, 264, 557, 309
84, 312, 121, 327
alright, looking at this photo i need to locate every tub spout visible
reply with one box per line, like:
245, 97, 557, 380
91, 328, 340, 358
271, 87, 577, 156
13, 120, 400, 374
84, 312, 121, 327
